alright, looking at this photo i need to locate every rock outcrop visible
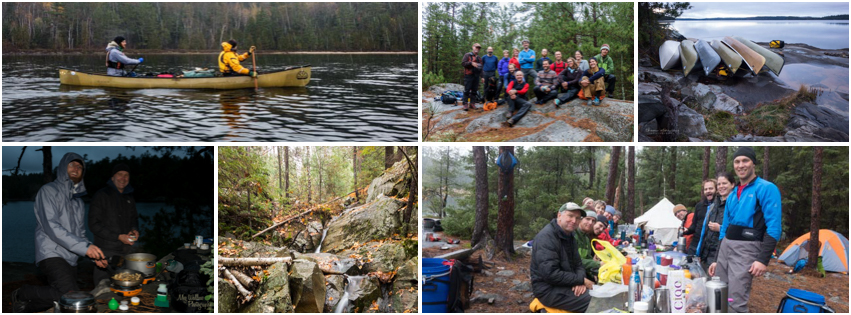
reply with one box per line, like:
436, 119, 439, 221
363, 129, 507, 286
424, 83, 633, 142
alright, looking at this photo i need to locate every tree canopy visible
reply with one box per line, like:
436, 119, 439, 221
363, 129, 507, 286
2, 3, 417, 52
422, 2, 635, 100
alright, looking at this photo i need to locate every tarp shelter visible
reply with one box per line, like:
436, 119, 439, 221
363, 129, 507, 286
778, 229, 849, 274
633, 198, 682, 245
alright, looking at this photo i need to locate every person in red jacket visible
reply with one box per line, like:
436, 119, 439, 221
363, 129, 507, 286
674, 204, 695, 249
550, 51, 567, 74
593, 214, 617, 250
503, 70, 531, 127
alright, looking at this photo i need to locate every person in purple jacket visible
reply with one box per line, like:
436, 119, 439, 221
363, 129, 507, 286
497, 50, 511, 98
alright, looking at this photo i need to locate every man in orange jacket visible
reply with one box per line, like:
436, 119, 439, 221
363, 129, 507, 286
219, 39, 257, 77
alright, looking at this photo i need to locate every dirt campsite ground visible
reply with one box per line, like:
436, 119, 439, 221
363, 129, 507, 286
423, 233, 849, 313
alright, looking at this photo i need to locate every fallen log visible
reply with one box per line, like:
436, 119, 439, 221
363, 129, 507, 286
218, 257, 293, 267
224, 269, 254, 301
252, 208, 316, 238
229, 269, 256, 290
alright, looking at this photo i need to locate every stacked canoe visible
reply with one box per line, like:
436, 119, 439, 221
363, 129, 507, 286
658, 37, 784, 77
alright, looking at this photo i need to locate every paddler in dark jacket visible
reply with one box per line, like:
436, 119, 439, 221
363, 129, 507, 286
530, 202, 592, 313
89, 163, 139, 285
218, 39, 257, 77
106, 36, 143, 77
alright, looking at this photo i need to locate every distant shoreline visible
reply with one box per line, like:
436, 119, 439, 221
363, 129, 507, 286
3, 49, 417, 56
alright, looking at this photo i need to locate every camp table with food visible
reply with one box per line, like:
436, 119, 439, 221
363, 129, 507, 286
81, 242, 213, 313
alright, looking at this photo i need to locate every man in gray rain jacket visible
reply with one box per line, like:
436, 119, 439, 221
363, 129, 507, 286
106, 36, 144, 76
13, 152, 107, 313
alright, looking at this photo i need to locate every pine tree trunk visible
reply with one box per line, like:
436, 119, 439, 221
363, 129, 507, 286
495, 146, 516, 257
605, 146, 621, 205
808, 147, 823, 269
277, 147, 283, 191
41, 146, 53, 184
285, 147, 290, 199
763, 147, 770, 180
352, 147, 358, 202
716, 147, 727, 175
703, 147, 711, 180
669, 147, 677, 201
588, 147, 596, 190
627, 147, 635, 223
471, 146, 490, 247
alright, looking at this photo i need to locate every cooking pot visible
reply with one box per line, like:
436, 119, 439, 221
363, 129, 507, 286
125, 253, 157, 276
55, 291, 96, 313
111, 268, 145, 287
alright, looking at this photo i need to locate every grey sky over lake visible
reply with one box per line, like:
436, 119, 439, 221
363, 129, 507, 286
679, 2, 849, 19
2, 146, 201, 175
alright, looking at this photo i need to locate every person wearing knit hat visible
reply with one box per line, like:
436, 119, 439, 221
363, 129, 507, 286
673, 204, 688, 220
593, 43, 617, 95
530, 200, 593, 312
88, 162, 139, 285
105, 36, 143, 77
573, 207, 603, 287
707, 146, 782, 313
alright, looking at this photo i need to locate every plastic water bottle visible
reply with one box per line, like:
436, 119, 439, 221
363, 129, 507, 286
628, 267, 641, 312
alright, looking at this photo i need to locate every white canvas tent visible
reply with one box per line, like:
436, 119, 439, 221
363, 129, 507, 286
633, 198, 683, 245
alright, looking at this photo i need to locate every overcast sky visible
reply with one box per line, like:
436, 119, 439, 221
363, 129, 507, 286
2, 147, 199, 175
679, 2, 848, 19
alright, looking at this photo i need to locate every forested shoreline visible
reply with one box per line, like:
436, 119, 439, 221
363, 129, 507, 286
2, 2, 417, 52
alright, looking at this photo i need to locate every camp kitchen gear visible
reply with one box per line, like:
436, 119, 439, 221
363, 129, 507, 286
706, 276, 729, 313
125, 253, 157, 276
131, 297, 140, 305
777, 288, 835, 313
694, 39, 722, 76
668, 270, 687, 313
711, 39, 744, 74
55, 291, 97, 313
634, 301, 649, 313
655, 287, 671, 313
678, 40, 699, 77
195, 235, 203, 247
659, 40, 682, 70
722, 36, 766, 75
732, 36, 785, 75
110, 268, 144, 297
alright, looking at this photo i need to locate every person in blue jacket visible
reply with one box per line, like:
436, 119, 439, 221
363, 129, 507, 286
708, 146, 782, 313
518, 40, 537, 88
481, 46, 500, 101
497, 50, 511, 98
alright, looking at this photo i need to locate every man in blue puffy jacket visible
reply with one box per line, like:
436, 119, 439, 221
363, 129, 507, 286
708, 146, 782, 313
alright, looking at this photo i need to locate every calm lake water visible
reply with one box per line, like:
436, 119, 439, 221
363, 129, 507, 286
668, 20, 849, 49
2, 54, 417, 142
1, 201, 205, 263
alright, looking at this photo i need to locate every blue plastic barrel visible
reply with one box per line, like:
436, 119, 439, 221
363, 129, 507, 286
422, 258, 451, 313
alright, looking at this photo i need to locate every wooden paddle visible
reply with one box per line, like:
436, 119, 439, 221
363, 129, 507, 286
251, 48, 258, 90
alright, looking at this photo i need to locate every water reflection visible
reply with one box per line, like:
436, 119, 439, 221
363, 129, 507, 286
3, 54, 417, 142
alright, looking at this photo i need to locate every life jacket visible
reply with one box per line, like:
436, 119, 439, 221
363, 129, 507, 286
106, 50, 124, 70
770, 40, 785, 49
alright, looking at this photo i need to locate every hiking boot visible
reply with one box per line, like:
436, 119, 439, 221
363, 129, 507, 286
554, 99, 561, 108
504, 112, 512, 119
593, 97, 601, 106
506, 118, 515, 127
586, 98, 593, 106
462, 103, 469, 111
12, 289, 28, 313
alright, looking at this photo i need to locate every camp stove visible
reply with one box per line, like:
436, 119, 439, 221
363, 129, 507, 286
110, 283, 142, 297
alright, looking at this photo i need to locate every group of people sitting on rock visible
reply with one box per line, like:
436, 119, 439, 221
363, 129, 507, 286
461, 40, 617, 127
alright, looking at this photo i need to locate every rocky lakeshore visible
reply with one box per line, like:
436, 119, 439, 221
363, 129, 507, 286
639, 41, 849, 142
423, 83, 634, 142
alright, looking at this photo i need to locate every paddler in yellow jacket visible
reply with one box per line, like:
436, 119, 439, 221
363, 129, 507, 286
218, 39, 257, 77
